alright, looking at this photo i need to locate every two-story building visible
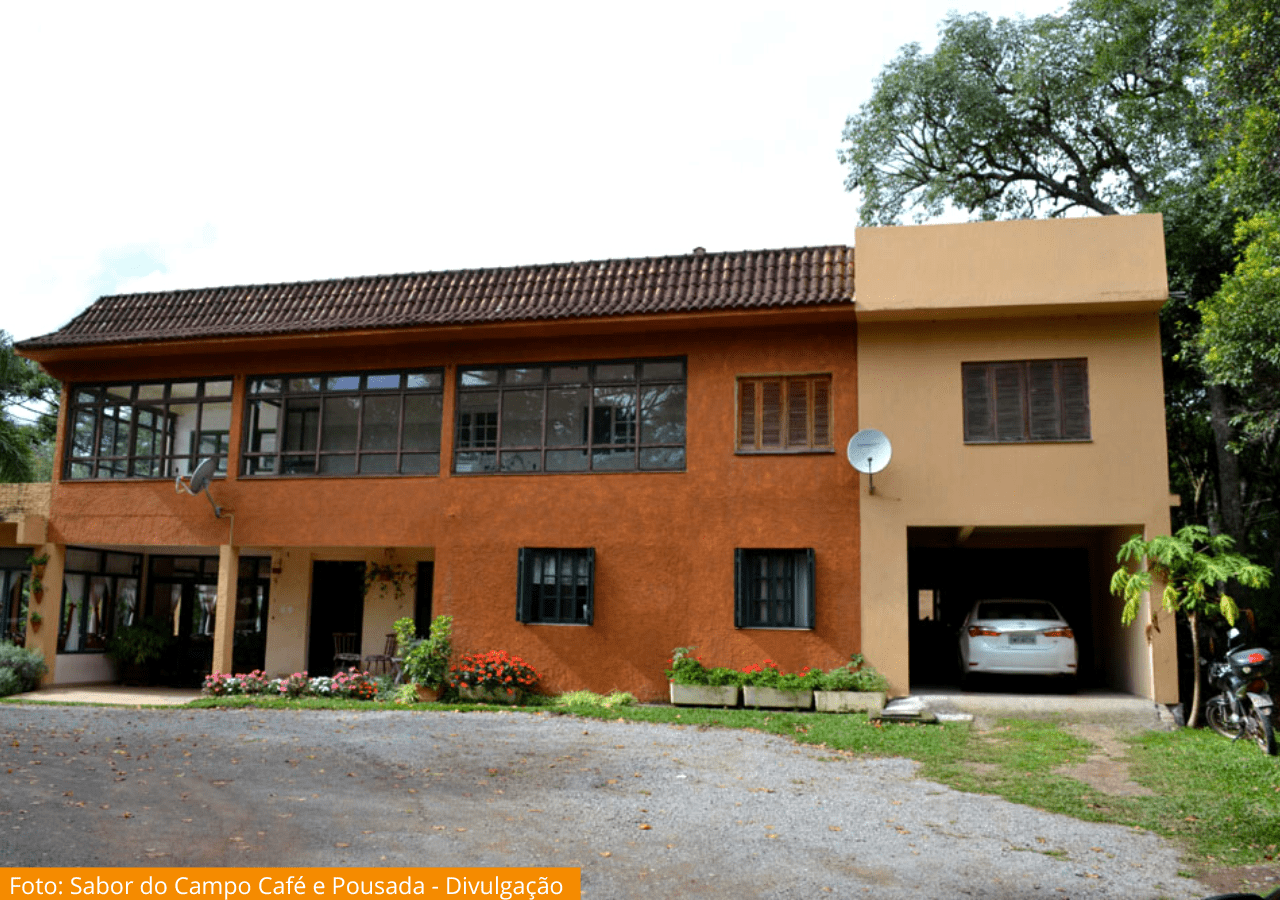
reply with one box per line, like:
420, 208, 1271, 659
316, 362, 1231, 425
6, 214, 1178, 702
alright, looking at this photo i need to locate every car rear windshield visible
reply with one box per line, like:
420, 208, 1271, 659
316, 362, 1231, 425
976, 601, 1060, 621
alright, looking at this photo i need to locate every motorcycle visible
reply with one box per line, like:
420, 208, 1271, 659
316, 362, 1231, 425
1203, 626, 1276, 756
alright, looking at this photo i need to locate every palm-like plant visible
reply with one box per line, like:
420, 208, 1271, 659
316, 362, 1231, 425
1111, 525, 1271, 726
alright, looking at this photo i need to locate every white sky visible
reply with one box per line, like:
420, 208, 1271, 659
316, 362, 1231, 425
2, 0, 1066, 344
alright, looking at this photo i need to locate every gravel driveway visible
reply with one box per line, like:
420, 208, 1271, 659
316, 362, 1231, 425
1, 705, 1212, 898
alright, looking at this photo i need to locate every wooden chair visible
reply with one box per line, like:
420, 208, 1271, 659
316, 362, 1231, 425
332, 632, 361, 673
364, 633, 401, 681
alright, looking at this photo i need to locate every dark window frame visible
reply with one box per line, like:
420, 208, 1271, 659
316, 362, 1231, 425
517, 548, 595, 625
64, 379, 234, 480
454, 358, 686, 474
736, 373, 833, 453
58, 548, 143, 654
962, 358, 1091, 444
241, 369, 444, 476
734, 548, 816, 629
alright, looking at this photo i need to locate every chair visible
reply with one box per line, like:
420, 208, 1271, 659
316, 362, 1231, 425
364, 633, 401, 681
332, 632, 361, 673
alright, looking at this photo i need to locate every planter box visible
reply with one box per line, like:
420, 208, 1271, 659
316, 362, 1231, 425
458, 685, 523, 704
814, 690, 885, 715
669, 683, 739, 707
743, 686, 813, 710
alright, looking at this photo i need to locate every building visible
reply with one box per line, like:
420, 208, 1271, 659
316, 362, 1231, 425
7, 214, 1178, 702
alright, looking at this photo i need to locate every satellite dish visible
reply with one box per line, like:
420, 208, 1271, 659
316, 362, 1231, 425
847, 429, 892, 474
175, 458, 223, 517
847, 429, 892, 494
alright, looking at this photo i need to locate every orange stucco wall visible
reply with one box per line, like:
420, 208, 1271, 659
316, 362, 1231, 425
38, 316, 863, 699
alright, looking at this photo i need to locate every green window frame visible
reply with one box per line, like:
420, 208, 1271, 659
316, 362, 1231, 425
734, 548, 815, 629
517, 548, 595, 625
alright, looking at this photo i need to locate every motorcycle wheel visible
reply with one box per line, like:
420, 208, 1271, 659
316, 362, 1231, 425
1206, 697, 1242, 739
1245, 705, 1277, 756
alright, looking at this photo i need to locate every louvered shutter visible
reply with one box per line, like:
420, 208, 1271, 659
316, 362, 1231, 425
991, 363, 1025, 441
1059, 360, 1090, 439
811, 377, 831, 448
516, 548, 532, 622
758, 379, 783, 449
1027, 360, 1060, 440
787, 378, 810, 447
738, 380, 757, 449
733, 549, 746, 628
962, 364, 995, 442
581, 548, 595, 626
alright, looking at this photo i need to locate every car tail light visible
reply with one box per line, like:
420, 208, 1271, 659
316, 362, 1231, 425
1042, 627, 1074, 639
968, 626, 1001, 637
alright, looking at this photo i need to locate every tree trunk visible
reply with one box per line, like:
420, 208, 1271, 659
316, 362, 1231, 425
1207, 383, 1245, 545
1187, 609, 1202, 728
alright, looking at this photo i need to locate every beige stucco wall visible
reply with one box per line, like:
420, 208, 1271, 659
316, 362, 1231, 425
855, 214, 1168, 318
855, 215, 1177, 702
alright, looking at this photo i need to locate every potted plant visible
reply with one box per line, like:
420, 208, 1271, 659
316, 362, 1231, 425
394, 615, 453, 701
104, 617, 174, 685
26, 554, 48, 601
364, 562, 412, 601
665, 647, 742, 707
740, 659, 820, 710
447, 649, 541, 704
813, 654, 888, 714
28, 611, 42, 632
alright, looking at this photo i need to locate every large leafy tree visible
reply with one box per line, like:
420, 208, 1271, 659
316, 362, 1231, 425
839, 0, 1207, 226
0, 331, 59, 482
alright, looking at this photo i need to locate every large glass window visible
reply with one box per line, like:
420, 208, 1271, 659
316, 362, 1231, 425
734, 548, 815, 629
1, 550, 31, 646
59, 548, 142, 653
64, 379, 233, 479
517, 548, 594, 624
242, 370, 444, 475
454, 358, 685, 473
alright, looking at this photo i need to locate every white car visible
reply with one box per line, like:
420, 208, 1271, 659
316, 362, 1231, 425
958, 599, 1078, 689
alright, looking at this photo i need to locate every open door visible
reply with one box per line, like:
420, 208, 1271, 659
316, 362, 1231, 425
307, 561, 365, 675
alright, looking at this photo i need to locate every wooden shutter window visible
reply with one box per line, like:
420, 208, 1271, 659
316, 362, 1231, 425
963, 359, 1090, 443
737, 374, 833, 452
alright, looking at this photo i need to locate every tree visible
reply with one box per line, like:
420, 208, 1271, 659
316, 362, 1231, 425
839, 0, 1207, 226
1111, 526, 1271, 725
0, 331, 59, 482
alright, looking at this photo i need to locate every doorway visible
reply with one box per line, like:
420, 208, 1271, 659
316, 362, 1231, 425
307, 561, 365, 675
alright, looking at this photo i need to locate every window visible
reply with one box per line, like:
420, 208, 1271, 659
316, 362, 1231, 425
242, 370, 444, 475
517, 548, 594, 624
734, 548, 815, 629
454, 359, 685, 473
59, 548, 142, 653
962, 359, 1090, 443
1, 549, 31, 646
737, 374, 832, 452
65, 379, 233, 479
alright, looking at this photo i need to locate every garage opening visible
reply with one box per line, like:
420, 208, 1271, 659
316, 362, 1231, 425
907, 527, 1123, 692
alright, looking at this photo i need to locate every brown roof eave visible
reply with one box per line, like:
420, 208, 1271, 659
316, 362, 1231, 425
18, 302, 859, 369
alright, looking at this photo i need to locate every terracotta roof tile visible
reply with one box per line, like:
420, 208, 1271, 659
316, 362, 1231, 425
18, 245, 854, 350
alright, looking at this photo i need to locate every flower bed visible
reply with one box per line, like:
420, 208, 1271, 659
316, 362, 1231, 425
201, 667, 381, 700
446, 650, 541, 704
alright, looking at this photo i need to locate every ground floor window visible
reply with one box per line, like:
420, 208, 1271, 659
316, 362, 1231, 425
59, 548, 142, 653
147, 555, 271, 676
517, 548, 594, 624
734, 548, 815, 628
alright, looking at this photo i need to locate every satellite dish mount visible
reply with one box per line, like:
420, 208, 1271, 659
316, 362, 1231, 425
176, 457, 223, 518
847, 429, 893, 494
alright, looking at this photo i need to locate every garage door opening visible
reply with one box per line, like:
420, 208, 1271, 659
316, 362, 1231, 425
907, 528, 1112, 692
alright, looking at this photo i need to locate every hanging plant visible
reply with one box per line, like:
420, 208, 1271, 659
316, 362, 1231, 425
364, 562, 412, 601
29, 611, 43, 630
26, 553, 48, 578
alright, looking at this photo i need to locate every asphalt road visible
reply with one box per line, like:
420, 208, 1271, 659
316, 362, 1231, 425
1, 705, 1213, 899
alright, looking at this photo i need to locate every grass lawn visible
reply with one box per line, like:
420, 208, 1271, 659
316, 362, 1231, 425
185, 691, 1280, 870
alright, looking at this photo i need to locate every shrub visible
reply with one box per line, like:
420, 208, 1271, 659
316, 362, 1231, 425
396, 615, 453, 689
816, 654, 888, 692
447, 650, 541, 696
105, 618, 173, 666
664, 647, 742, 687
0, 641, 47, 695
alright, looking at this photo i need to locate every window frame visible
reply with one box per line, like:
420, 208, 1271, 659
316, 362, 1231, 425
454, 357, 686, 474
58, 548, 142, 654
516, 547, 595, 625
962, 358, 1091, 444
64, 378, 234, 480
734, 548, 816, 629
736, 373, 833, 454
241, 368, 445, 476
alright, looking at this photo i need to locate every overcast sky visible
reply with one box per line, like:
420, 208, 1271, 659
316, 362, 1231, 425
2, 0, 1066, 344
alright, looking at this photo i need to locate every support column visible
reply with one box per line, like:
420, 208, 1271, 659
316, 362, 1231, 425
212, 543, 239, 675
28, 543, 64, 685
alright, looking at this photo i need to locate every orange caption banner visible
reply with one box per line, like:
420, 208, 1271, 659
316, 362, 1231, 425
3, 869, 580, 900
